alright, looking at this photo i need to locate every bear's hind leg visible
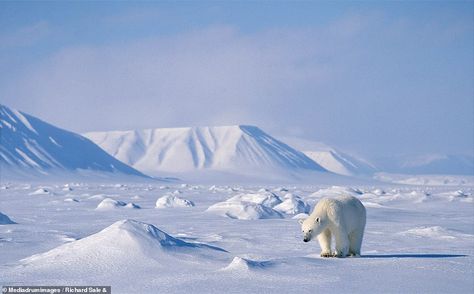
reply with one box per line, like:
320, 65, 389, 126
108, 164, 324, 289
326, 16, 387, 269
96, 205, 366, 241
317, 229, 332, 257
333, 229, 350, 258
349, 230, 363, 257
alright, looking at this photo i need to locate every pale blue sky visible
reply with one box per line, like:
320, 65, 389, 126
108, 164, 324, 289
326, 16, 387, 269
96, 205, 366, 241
1, 1, 473, 158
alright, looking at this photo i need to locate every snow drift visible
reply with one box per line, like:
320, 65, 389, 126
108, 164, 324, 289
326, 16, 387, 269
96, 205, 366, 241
19, 219, 227, 275
221, 256, 271, 272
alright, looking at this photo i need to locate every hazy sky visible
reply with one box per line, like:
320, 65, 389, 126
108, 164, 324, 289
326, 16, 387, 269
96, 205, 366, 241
1, 1, 473, 158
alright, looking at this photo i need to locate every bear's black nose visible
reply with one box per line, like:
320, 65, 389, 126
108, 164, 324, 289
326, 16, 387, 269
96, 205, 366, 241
303, 239, 309, 242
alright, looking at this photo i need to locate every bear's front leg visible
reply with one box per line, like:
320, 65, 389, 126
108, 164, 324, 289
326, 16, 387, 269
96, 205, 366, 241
317, 229, 332, 258
333, 230, 350, 258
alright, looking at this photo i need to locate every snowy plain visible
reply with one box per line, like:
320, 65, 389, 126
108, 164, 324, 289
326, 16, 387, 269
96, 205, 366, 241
1, 181, 473, 293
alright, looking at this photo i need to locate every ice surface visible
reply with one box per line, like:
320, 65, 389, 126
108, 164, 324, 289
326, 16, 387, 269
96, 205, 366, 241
0, 182, 473, 293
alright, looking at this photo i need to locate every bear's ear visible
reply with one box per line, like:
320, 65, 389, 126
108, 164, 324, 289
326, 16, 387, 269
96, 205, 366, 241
298, 219, 305, 225
315, 217, 320, 223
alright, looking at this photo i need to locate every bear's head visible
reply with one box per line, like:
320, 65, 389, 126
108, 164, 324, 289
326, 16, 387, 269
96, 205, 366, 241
298, 217, 326, 242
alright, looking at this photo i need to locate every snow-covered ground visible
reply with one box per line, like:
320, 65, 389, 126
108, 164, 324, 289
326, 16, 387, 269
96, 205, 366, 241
1, 182, 473, 293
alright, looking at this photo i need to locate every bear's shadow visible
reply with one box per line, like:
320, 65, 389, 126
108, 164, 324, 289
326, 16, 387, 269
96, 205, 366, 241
362, 253, 467, 258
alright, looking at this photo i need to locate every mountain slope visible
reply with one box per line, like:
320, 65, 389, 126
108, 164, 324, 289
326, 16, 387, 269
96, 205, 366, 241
303, 150, 377, 176
84, 125, 326, 177
278, 137, 377, 176
0, 104, 148, 179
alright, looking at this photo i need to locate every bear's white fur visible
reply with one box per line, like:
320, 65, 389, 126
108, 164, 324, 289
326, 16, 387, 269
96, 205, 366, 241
299, 195, 366, 258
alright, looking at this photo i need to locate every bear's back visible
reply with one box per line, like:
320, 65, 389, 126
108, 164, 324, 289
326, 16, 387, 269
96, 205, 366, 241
314, 195, 366, 226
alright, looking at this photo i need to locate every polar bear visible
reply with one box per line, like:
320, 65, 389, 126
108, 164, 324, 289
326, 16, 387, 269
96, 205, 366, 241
299, 195, 366, 258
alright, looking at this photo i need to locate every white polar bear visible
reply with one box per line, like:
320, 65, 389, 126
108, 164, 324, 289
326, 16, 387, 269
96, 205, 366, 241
299, 195, 366, 258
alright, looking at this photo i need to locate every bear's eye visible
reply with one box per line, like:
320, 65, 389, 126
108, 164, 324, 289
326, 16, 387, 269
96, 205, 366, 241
309, 230, 312, 233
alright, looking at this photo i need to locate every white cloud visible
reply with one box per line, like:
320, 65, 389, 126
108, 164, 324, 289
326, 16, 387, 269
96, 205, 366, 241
9, 24, 339, 130
3, 13, 473, 157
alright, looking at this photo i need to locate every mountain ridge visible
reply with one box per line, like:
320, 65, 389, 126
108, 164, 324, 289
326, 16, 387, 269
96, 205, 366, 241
84, 125, 327, 177
277, 136, 377, 176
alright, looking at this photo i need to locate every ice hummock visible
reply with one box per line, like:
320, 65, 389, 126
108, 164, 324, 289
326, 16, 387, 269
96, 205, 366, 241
0, 211, 15, 224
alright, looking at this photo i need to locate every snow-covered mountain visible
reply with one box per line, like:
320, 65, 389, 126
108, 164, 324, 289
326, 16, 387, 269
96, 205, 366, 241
0, 104, 148, 180
278, 137, 377, 176
373, 154, 474, 175
303, 150, 377, 176
84, 125, 326, 178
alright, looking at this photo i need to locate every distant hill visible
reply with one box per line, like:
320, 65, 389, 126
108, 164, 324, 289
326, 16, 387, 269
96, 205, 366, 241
373, 154, 474, 175
278, 137, 377, 176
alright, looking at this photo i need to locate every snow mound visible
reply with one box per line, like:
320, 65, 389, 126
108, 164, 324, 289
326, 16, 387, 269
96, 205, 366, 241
372, 188, 386, 196
20, 220, 227, 273
155, 195, 195, 208
221, 257, 271, 272
273, 194, 310, 215
125, 203, 141, 209
96, 198, 139, 210
207, 190, 285, 220
0, 211, 16, 224
227, 191, 282, 208
207, 201, 283, 220
29, 188, 52, 195
207, 202, 283, 220
453, 190, 469, 198
446, 190, 473, 202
